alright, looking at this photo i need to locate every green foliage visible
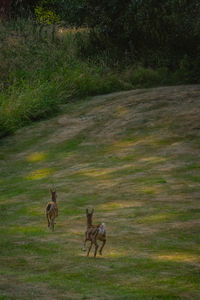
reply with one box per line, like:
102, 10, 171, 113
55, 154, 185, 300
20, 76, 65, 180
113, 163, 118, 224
0, 20, 125, 138
35, 2, 60, 24
54, 0, 87, 26
84, 0, 200, 70
11, 0, 40, 18
122, 67, 171, 88
9, 1, 200, 84
175, 55, 200, 84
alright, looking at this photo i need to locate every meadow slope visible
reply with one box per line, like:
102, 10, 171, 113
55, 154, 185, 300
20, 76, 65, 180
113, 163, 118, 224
0, 85, 200, 299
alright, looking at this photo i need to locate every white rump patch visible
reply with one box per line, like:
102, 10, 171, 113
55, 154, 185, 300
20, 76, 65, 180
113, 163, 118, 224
99, 223, 106, 234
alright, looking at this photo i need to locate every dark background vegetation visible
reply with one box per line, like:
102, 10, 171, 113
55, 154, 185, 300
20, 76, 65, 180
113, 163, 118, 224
0, 0, 200, 138
8, 0, 200, 74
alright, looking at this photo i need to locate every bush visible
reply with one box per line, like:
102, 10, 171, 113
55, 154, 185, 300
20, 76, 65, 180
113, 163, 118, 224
174, 55, 200, 84
122, 67, 170, 88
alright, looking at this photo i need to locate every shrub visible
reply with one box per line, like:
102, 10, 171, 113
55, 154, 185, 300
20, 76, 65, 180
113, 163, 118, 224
122, 67, 171, 88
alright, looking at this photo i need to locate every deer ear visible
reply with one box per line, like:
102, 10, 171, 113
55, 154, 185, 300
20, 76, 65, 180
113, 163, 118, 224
50, 188, 53, 194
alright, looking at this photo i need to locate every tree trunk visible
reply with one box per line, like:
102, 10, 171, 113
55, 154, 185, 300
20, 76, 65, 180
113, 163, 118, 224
0, 0, 12, 20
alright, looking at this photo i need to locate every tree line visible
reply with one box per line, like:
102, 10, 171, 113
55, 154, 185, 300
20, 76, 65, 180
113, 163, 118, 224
1, 0, 200, 81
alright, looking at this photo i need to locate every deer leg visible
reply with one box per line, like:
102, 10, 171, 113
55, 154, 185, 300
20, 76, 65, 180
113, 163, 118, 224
99, 239, 106, 255
52, 211, 56, 224
82, 240, 87, 251
51, 218, 54, 232
82, 232, 88, 251
46, 213, 50, 227
52, 218, 55, 231
93, 240, 99, 258
87, 241, 93, 257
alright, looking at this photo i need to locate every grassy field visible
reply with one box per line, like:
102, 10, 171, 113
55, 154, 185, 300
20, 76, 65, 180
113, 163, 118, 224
0, 85, 200, 299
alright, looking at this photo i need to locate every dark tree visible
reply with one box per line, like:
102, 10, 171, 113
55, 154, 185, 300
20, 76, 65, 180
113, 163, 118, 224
0, 0, 12, 19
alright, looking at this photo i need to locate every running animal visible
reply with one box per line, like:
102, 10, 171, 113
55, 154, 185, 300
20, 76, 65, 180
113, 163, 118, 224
46, 188, 58, 231
82, 208, 106, 257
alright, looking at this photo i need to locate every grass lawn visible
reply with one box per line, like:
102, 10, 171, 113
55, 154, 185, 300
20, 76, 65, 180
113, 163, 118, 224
0, 85, 200, 299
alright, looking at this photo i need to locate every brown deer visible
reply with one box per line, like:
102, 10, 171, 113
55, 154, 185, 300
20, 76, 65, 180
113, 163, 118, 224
82, 208, 106, 257
46, 188, 58, 231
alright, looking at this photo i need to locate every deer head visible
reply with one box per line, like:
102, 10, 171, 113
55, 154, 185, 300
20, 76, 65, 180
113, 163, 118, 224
86, 208, 94, 227
50, 188, 57, 202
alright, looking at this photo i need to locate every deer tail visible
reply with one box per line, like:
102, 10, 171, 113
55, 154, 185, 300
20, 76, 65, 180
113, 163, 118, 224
99, 223, 106, 234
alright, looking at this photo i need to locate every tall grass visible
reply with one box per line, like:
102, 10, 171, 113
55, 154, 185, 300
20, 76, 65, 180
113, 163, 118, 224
0, 19, 188, 138
0, 20, 125, 137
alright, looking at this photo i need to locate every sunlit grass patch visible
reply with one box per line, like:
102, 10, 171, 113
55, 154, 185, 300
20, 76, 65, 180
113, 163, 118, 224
56, 26, 89, 43
76, 167, 113, 178
115, 105, 130, 117
139, 186, 164, 195
26, 152, 47, 163
25, 168, 54, 180
109, 139, 139, 153
108, 136, 162, 157
103, 248, 131, 258
136, 213, 176, 224
154, 137, 183, 146
75, 164, 142, 178
140, 156, 167, 164
99, 200, 142, 210
153, 252, 200, 264
67, 227, 84, 237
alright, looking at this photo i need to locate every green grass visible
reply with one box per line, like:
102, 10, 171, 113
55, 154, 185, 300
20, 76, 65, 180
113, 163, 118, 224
0, 85, 200, 299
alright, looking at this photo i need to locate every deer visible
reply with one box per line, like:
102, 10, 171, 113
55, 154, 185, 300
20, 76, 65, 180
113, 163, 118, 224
46, 188, 58, 232
82, 208, 106, 258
